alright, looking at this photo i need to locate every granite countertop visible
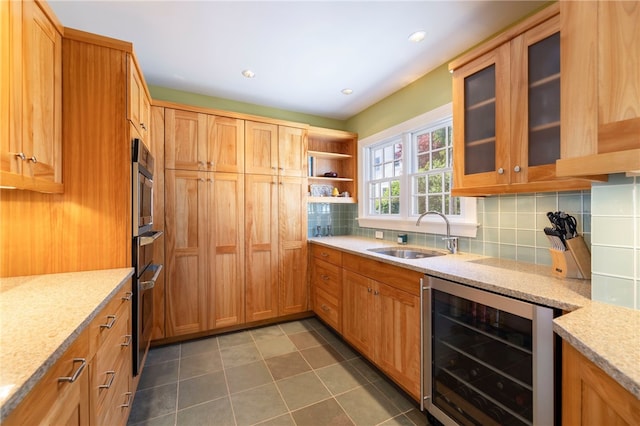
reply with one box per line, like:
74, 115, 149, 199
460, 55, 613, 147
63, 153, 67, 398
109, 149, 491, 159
310, 236, 640, 399
0, 268, 134, 421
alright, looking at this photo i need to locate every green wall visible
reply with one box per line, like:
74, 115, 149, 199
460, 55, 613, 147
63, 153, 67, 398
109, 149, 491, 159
344, 63, 452, 139
150, 85, 347, 130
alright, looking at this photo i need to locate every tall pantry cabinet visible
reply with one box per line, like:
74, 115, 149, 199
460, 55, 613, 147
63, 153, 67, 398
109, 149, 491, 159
163, 109, 245, 338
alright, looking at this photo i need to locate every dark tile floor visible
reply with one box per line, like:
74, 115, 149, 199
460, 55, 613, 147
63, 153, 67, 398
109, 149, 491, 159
128, 318, 430, 426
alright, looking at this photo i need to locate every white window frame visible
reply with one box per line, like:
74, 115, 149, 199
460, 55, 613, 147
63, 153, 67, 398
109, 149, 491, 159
357, 103, 478, 238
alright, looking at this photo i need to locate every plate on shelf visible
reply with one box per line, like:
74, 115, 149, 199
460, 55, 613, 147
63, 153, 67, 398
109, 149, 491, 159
310, 184, 333, 197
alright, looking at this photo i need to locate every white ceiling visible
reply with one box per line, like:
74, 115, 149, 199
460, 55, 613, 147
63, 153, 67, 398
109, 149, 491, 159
49, 1, 546, 120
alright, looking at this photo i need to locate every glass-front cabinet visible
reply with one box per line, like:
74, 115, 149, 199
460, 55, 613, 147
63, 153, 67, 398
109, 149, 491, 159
451, 7, 593, 195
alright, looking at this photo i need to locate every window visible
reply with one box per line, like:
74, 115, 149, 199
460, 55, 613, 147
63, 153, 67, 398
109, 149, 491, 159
358, 103, 477, 237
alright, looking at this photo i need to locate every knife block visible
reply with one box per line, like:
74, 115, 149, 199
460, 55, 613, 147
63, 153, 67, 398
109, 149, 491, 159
549, 236, 591, 279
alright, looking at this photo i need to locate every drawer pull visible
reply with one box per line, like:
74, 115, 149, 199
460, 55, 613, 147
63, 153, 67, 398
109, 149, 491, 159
374, 290, 380, 296
120, 392, 133, 408
367, 287, 372, 293
122, 291, 133, 301
100, 315, 117, 329
121, 334, 132, 347
58, 358, 86, 383
320, 252, 329, 257
321, 304, 330, 312
99, 371, 116, 389
321, 274, 330, 281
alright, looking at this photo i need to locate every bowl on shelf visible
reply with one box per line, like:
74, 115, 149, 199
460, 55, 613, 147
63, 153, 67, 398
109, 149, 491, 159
323, 172, 338, 177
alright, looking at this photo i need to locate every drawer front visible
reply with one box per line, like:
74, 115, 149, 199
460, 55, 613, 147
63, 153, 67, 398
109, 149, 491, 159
342, 253, 422, 296
311, 244, 343, 266
95, 349, 132, 426
312, 259, 341, 297
93, 306, 131, 408
314, 287, 341, 332
88, 280, 133, 357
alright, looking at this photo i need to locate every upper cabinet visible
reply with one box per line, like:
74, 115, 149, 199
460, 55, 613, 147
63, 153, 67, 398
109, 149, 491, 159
307, 126, 357, 203
450, 4, 602, 196
245, 120, 307, 177
164, 108, 245, 173
1, 0, 63, 193
557, 1, 640, 177
128, 55, 150, 142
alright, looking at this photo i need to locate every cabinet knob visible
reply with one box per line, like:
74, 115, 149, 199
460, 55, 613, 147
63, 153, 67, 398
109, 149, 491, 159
367, 287, 372, 293
374, 290, 380, 296
14, 152, 26, 161
497, 168, 504, 175
514, 165, 521, 173
208, 161, 214, 167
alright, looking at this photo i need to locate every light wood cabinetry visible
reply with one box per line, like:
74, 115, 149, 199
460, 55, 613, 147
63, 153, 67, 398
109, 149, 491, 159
562, 340, 640, 425
164, 169, 245, 338
3, 280, 133, 426
128, 55, 150, 142
1, 0, 62, 193
245, 121, 307, 177
310, 245, 343, 332
450, 4, 598, 196
164, 109, 245, 173
308, 126, 358, 203
341, 253, 422, 400
150, 106, 166, 340
557, 1, 640, 176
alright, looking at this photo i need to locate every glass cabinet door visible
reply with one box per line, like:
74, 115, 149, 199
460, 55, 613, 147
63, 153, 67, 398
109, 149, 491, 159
452, 43, 510, 189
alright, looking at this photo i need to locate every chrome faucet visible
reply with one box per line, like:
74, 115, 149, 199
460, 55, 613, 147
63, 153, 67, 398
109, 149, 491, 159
416, 211, 458, 254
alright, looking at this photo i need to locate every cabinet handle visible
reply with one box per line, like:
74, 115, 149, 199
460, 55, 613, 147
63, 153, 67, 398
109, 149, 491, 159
27, 156, 37, 163
100, 315, 117, 329
374, 290, 380, 296
321, 304, 330, 312
122, 291, 133, 301
58, 358, 86, 383
497, 168, 504, 175
120, 392, 133, 408
199, 178, 205, 182
320, 252, 329, 257
14, 152, 26, 161
208, 161, 214, 167
514, 165, 521, 173
121, 334, 132, 347
140, 123, 147, 131
367, 287, 372, 293
321, 274, 329, 281
279, 167, 284, 171
99, 371, 116, 389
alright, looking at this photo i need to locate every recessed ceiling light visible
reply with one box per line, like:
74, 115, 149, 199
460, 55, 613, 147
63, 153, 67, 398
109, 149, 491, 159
341, 88, 353, 95
408, 31, 426, 43
241, 69, 255, 78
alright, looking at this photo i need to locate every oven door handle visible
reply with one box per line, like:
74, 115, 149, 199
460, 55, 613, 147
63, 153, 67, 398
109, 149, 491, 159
140, 264, 163, 291
139, 230, 163, 246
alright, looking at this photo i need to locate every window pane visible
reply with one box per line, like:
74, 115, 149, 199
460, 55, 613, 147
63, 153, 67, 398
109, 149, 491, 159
444, 172, 452, 192
384, 145, 394, 162
394, 160, 402, 176
373, 164, 382, 179
394, 143, 403, 161
415, 195, 426, 215
391, 198, 400, 214
428, 174, 442, 194
384, 162, 393, 178
418, 153, 430, 171
415, 176, 427, 194
373, 148, 383, 165
428, 195, 443, 211
432, 149, 446, 169
417, 132, 430, 154
432, 128, 446, 150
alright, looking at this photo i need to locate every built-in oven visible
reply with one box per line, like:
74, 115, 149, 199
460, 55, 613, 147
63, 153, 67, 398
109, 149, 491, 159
421, 275, 558, 426
132, 139, 163, 376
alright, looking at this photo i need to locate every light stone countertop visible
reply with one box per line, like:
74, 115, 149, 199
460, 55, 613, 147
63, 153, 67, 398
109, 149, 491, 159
310, 236, 639, 399
0, 268, 134, 421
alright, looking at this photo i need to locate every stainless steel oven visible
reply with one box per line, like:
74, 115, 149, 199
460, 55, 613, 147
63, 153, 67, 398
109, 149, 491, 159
421, 276, 558, 426
132, 139, 163, 376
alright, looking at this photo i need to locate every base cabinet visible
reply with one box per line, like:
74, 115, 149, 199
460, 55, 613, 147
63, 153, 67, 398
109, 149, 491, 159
562, 341, 640, 425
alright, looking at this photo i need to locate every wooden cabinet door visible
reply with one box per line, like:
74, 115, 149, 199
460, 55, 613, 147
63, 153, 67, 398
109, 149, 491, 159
452, 43, 510, 189
245, 173, 279, 321
278, 176, 308, 314
165, 109, 207, 170
510, 15, 561, 184
21, 0, 61, 184
245, 120, 278, 175
375, 282, 421, 400
278, 126, 307, 177
209, 172, 245, 328
0, 0, 16, 178
342, 270, 374, 356
164, 169, 208, 337
208, 115, 245, 173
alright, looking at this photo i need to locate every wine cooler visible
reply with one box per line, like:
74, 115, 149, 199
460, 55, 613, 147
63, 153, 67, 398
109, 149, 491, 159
421, 276, 557, 426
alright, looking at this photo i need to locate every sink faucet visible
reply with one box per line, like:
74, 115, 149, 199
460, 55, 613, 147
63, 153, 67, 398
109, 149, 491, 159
416, 211, 458, 254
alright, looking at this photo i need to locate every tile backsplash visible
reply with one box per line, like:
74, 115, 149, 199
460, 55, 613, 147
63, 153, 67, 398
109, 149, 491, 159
590, 175, 639, 310
309, 177, 639, 311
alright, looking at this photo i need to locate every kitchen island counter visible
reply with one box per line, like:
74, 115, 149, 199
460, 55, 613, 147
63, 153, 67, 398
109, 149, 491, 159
310, 236, 639, 400
0, 268, 134, 421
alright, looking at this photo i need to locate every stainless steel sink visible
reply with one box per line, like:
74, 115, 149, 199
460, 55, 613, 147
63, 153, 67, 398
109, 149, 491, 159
367, 247, 447, 259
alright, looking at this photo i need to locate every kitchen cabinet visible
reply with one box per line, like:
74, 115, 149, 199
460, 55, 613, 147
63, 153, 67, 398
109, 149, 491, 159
308, 126, 358, 203
245, 173, 308, 320
1, 0, 63, 193
450, 4, 598, 196
557, 1, 640, 177
164, 169, 244, 338
310, 245, 343, 332
562, 341, 640, 425
245, 121, 308, 177
150, 106, 166, 340
128, 55, 150, 142
342, 253, 423, 400
164, 108, 245, 173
